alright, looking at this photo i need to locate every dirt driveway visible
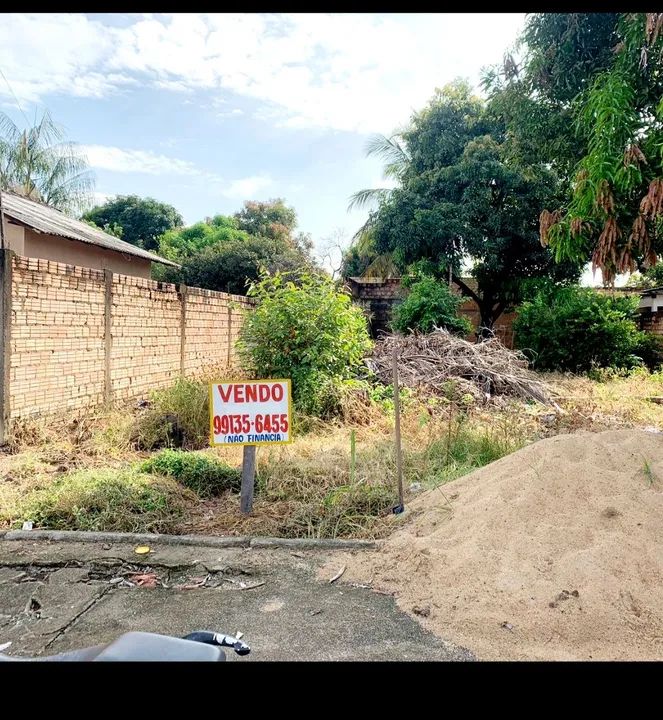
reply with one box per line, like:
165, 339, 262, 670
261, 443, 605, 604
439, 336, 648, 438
0, 538, 474, 661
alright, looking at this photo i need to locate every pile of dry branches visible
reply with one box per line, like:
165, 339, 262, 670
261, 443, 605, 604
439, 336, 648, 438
367, 330, 551, 405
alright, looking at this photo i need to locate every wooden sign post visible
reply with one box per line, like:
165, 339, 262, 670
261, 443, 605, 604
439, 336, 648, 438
392, 347, 405, 513
210, 379, 292, 515
240, 445, 257, 514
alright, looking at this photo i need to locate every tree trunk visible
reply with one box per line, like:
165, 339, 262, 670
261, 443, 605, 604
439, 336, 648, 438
477, 300, 507, 341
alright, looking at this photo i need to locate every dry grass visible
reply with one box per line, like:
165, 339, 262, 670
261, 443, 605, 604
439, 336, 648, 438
545, 368, 663, 432
2, 368, 662, 539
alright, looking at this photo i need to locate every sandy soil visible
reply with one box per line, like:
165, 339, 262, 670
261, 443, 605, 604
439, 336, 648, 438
336, 429, 663, 660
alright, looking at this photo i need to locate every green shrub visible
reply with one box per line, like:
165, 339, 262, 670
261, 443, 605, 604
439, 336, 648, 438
514, 286, 660, 372
6, 469, 193, 533
238, 270, 372, 416
131, 377, 210, 450
140, 449, 241, 497
392, 275, 472, 335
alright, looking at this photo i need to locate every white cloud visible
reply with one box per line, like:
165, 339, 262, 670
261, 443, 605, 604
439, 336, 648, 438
220, 174, 272, 199
0, 13, 526, 133
82, 144, 202, 175
217, 108, 244, 118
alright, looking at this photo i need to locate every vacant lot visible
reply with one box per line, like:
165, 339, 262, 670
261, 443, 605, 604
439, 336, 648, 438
1, 370, 663, 540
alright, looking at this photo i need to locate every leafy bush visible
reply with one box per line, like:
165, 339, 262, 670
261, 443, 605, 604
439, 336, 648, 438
238, 271, 373, 416
392, 275, 472, 335
7, 470, 193, 533
514, 286, 660, 372
140, 450, 241, 497
131, 378, 210, 450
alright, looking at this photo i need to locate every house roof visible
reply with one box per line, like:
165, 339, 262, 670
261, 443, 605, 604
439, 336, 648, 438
640, 286, 663, 297
0, 191, 179, 267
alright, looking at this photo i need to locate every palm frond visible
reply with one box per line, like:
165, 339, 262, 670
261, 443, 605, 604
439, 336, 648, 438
365, 133, 410, 172
0, 110, 94, 214
347, 187, 392, 212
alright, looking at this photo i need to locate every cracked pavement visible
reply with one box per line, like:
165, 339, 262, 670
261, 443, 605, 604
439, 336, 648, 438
0, 539, 475, 661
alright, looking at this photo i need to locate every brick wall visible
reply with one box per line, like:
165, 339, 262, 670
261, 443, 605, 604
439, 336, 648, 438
0, 251, 253, 428
347, 276, 517, 347
9, 256, 106, 418
640, 309, 663, 336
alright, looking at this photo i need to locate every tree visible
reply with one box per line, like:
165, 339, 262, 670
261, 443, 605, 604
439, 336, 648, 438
494, 13, 663, 284
0, 110, 93, 215
347, 134, 409, 214
155, 200, 318, 294
363, 81, 580, 334
482, 13, 621, 183
81, 195, 183, 251
158, 214, 251, 261
157, 235, 315, 296
625, 263, 663, 289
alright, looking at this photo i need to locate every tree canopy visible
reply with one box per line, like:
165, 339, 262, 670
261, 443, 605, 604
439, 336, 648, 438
155, 200, 317, 295
81, 195, 183, 251
158, 214, 251, 262
234, 198, 314, 256
359, 81, 580, 333
0, 110, 93, 215
487, 13, 663, 283
159, 235, 314, 296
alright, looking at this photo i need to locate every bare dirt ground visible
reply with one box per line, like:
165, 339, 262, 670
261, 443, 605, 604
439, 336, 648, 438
331, 429, 663, 661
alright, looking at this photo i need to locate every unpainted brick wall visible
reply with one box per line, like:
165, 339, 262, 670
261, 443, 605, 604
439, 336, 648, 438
640, 310, 663, 336
4, 252, 253, 421
184, 287, 253, 378
10, 256, 106, 418
110, 275, 182, 400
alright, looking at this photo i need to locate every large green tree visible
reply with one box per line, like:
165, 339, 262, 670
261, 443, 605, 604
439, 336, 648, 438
483, 13, 621, 183
0, 110, 93, 215
362, 81, 580, 334
157, 214, 251, 262
156, 201, 317, 295
234, 198, 314, 256
158, 235, 313, 296
489, 13, 663, 284
82, 195, 183, 251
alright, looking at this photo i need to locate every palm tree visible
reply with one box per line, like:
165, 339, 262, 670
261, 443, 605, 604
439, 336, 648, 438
0, 110, 94, 215
347, 133, 410, 213
345, 133, 411, 277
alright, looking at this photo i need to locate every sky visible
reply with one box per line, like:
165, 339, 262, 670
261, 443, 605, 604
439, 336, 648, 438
0, 12, 608, 284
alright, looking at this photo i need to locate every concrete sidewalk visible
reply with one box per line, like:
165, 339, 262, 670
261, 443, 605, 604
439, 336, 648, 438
0, 538, 474, 661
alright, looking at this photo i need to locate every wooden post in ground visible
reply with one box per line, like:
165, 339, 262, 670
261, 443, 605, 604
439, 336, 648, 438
240, 445, 257, 514
392, 346, 404, 512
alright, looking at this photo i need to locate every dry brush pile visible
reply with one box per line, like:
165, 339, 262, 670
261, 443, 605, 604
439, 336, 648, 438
367, 330, 551, 405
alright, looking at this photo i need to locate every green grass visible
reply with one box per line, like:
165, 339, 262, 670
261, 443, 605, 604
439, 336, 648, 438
3, 469, 194, 533
140, 449, 241, 497
643, 458, 656, 487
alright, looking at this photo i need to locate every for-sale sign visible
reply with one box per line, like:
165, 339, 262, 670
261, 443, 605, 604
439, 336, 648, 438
210, 379, 292, 446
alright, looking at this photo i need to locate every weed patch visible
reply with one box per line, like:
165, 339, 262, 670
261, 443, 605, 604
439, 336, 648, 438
3, 469, 194, 533
140, 449, 241, 497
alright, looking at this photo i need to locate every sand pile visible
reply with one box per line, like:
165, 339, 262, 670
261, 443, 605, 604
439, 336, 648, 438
342, 430, 663, 660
